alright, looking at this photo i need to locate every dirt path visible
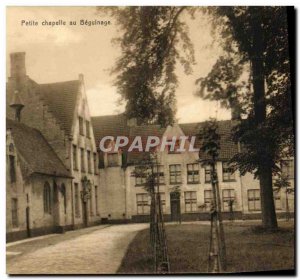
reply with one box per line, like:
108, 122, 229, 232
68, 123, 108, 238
7, 224, 148, 274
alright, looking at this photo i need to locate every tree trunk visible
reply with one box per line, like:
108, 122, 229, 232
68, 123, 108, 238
211, 161, 227, 271
285, 189, 290, 221
259, 166, 278, 229
251, 7, 278, 229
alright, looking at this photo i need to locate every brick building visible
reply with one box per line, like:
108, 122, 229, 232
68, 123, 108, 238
6, 118, 72, 241
91, 114, 294, 223
6, 52, 294, 241
6, 52, 101, 241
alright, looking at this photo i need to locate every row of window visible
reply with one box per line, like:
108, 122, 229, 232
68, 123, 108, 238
136, 190, 235, 215
73, 145, 98, 174
135, 162, 235, 186
44, 182, 99, 217
11, 182, 67, 228
247, 189, 282, 211
135, 188, 286, 215
43, 182, 67, 215
78, 116, 91, 138
136, 193, 167, 214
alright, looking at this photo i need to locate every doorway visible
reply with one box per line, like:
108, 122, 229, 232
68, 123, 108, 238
170, 192, 181, 222
26, 206, 31, 238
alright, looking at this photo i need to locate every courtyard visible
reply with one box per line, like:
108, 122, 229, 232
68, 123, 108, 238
6, 220, 294, 274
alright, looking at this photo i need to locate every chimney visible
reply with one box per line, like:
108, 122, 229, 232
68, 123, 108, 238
10, 52, 26, 78
10, 90, 24, 122
79, 73, 84, 81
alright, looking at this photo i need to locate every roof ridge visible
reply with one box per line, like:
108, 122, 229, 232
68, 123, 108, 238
179, 119, 233, 126
91, 113, 125, 119
39, 80, 79, 86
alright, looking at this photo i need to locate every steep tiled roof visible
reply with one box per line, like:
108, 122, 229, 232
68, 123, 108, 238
91, 115, 166, 165
91, 115, 239, 166
91, 114, 129, 147
7, 118, 72, 178
37, 80, 80, 135
180, 120, 239, 160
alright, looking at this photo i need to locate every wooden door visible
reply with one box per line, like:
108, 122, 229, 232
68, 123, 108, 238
170, 192, 181, 222
26, 206, 31, 237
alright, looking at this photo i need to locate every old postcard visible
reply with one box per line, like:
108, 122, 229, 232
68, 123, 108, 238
6, 6, 295, 275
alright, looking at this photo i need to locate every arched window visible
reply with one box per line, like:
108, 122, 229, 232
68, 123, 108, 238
43, 182, 51, 214
61, 184, 67, 214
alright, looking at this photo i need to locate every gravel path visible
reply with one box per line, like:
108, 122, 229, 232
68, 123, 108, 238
7, 224, 148, 274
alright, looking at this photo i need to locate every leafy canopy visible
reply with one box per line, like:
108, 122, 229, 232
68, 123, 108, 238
196, 7, 293, 177
101, 7, 196, 126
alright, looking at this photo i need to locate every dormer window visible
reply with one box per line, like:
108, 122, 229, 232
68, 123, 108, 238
79, 116, 84, 136
107, 153, 119, 167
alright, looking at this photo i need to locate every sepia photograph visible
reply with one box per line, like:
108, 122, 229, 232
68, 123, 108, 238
5, 6, 295, 275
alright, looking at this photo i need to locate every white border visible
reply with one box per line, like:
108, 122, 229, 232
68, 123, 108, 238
0, 2, 298, 280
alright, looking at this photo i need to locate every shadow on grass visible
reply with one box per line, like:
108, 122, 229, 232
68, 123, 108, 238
117, 222, 294, 274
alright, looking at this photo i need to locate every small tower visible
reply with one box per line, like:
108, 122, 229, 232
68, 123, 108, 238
10, 90, 24, 122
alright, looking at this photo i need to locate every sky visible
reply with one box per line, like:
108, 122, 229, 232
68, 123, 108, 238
6, 6, 232, 123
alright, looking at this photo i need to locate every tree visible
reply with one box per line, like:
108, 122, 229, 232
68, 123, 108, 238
103, 6, 294, 229
199, 119, 226, 272
100, 7, 195, 126
196, 7, 294, 229
131, 153, 170, 273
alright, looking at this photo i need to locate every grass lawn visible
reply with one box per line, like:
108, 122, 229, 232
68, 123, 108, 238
117, 221, 294, 274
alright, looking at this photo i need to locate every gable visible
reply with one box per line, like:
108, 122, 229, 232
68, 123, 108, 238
38, 80, 80, 135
